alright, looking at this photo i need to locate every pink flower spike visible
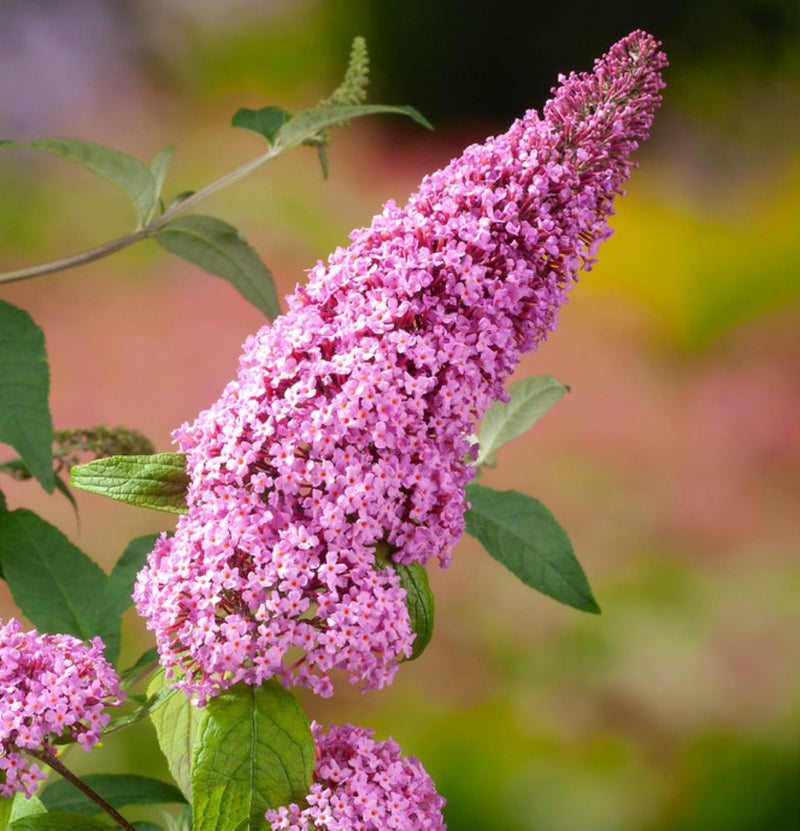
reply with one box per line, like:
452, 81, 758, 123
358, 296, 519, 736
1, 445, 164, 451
135, 30, 666, 702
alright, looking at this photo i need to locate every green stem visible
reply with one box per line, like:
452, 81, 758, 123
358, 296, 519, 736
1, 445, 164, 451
0, 146, 278, 286
24, 747, 136, 831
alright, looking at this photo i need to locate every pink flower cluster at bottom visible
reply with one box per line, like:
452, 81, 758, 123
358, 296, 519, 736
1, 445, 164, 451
266, 723, 446, 830
0, 619, 124, 797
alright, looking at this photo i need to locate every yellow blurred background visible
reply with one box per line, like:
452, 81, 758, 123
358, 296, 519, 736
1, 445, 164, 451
1, 1, 799, 828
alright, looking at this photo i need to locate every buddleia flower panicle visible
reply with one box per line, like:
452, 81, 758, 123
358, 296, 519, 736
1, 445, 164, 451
134, 30, 666, 703
0, 619, 124, 798
266, 723, 445, 830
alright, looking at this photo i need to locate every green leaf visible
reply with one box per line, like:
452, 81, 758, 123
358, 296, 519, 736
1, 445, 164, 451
0, 797, 11, 831
475, 375, 569, 468
231, 107, 290, 144
274, 103, 432, 153
40, 775, 185, 816
153, 216, 281, 320
103, 534, 160, 619
315, 144, 330, 179
0, 301, 54, 493
148, 670, 206, 801
0, 138, 157, 228
105, 682, 176, 735
391, 562, 434, 660
149, 146, 174, 203
118, 646, 160, 688
0, 510, 122, 646
70, 453, 189, 514
464, 484, 600, 614
191, 681, 315, 831
8, 794, 46, 824
133, 823, 163, 831
10, 813, 114, 830
0, 490, 6, 513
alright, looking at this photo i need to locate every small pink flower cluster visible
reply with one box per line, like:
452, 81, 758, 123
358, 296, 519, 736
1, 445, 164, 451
266, 723, 445, 830
134, 31, 666, 702
0, 619, 124, 798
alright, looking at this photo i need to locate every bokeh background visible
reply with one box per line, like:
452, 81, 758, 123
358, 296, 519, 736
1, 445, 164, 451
1, 1, 799, 829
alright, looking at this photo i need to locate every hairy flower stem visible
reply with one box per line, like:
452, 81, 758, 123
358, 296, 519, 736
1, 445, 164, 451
25, 747, 135, 831
0, 145, 279, 286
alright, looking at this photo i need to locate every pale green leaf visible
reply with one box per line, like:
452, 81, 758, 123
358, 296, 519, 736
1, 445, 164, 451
70, 453, 189, 514
148, 670, 206, 801
191, 681, 314, 831
0, 138, 157, 227
231, 107, 290, 143
464, 484, 600, 613
475, 375, 569, 468
153, 216, 280, 320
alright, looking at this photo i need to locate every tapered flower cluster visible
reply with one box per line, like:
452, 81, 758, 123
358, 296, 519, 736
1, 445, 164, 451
0, 619, 124, 797
266, 723, 445, 830
134, 31, 666, 702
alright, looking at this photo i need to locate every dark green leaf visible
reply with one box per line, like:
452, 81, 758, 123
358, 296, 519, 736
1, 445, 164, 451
132, 823, 163, 831
10, 813, 113, 830
118, 646, 160, 688
475, 375, 569, 468
0, 511, 121, 647
70, 453, 189, 514
231, 107, 291, 143
0, 138, 157, 228
464, 484, 600, 614
274, 104, 432, 153
104, 534, 161, 619
191, 681, 315, 831
391, 562, 434, 660
41, 775, 185, 816
0, 301, 53, 492
53, 472, 78, 516
148, 670, 205, 801
153, 216, 280, 320
105, 682, 176, 735
0, 490, 6, 513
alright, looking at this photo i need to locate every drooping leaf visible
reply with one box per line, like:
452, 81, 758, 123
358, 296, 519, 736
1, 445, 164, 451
231, 107, 291, 144
10, 813, 114, 830
40, 775, 185, 817
464, 484, 600, 614
148, 670, 205, 801
0, 138, 157, 228
0, 301, 53, 493
274, 103, 432, 154
70, 453, 189, 514
315, 143, 330, 179
0, 511, 122, 649
103, 533, 161, 619
391, 562, 434, 660
475, 375, 569, 468
105, 681, 176, 735
191, 681, 315, 831
153, 216, 281, 320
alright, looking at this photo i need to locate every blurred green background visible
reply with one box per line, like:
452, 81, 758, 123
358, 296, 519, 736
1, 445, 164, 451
1, 1, 799, 829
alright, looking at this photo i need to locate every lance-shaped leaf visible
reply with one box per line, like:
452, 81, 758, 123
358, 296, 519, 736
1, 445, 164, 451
274, 103, 432, 154
71, 453, 189, 514
231, 107, 291, 144
475, 375, 569, 468
105, 681, 175, 736
0, 302, 53, 493
191, 681, 315, 831
148, 670, 205, 801
0, 510, 123, 649
118, 646, 160, 688
0, 138, 157, 228
41, 774, 185, 816
464, 484, 600, 614
391, 562, 435, 661
153, 215, 281, 320
149, 146, 174, 206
